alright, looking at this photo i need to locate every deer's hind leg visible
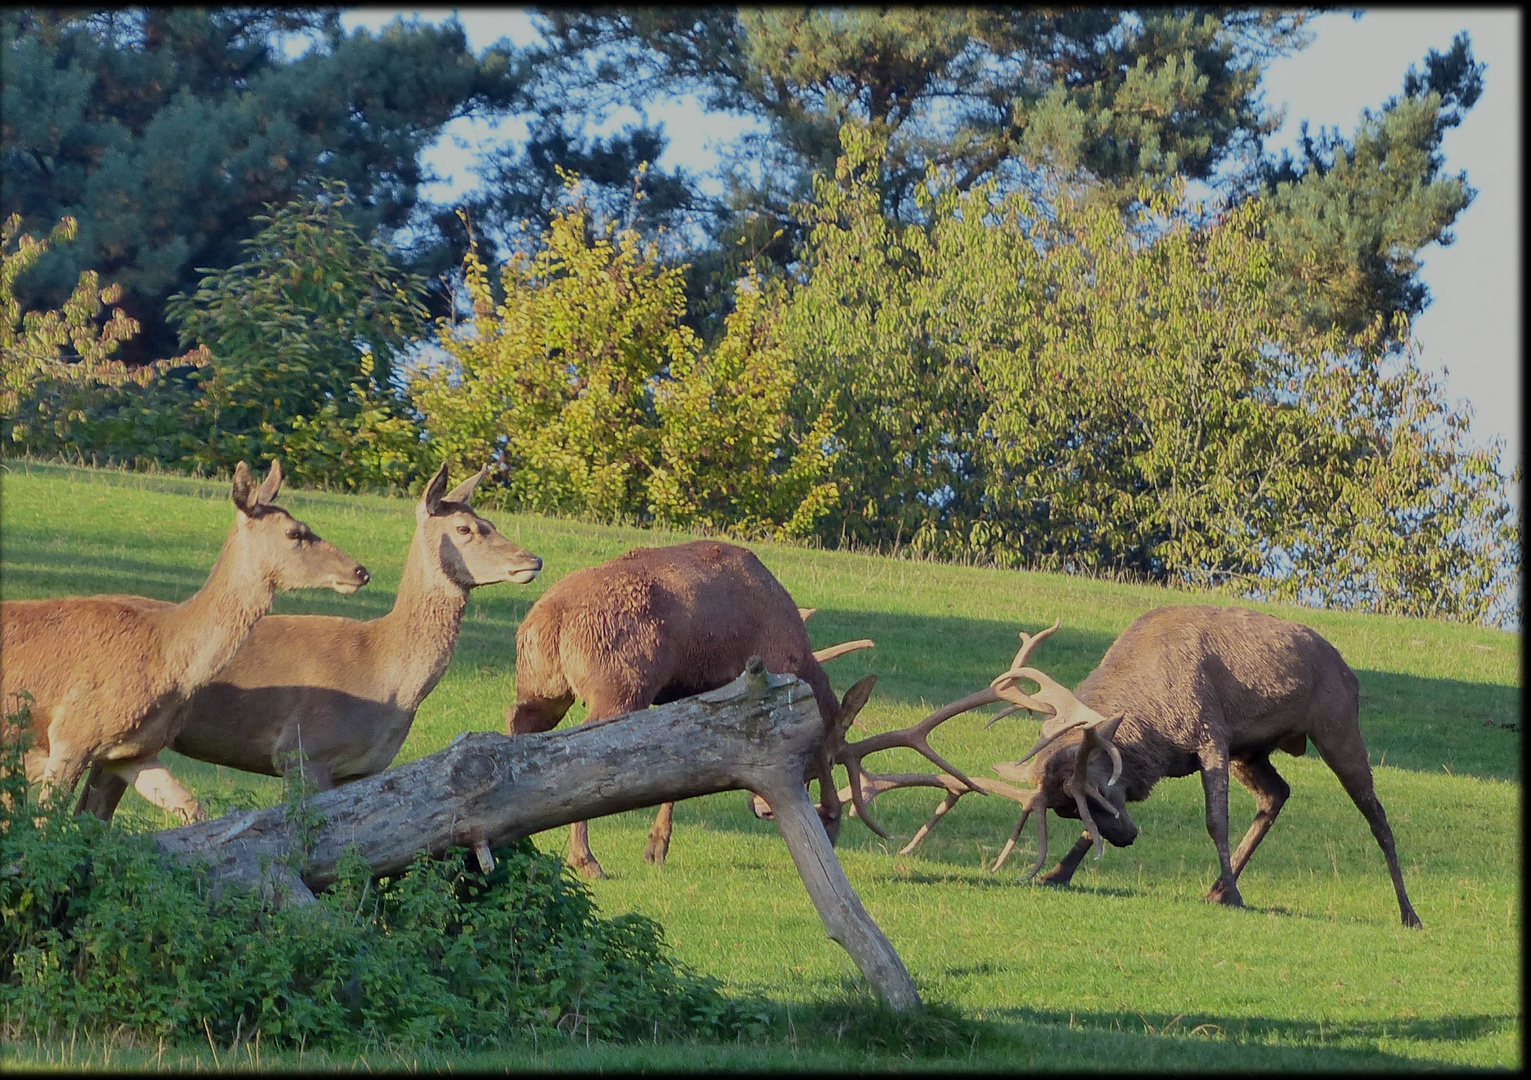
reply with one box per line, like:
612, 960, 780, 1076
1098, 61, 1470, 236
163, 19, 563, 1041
1308, 723, 1422, 929
643, 801, 674, 866
77, 762, 130, 821
100, 753, 203, 824
570, 684, 657, 880
1228, 753, 1291, 882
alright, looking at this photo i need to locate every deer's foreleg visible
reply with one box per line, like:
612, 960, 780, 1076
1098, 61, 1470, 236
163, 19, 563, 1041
1199, 748, 1243, 907
1038, 833, 1095, 887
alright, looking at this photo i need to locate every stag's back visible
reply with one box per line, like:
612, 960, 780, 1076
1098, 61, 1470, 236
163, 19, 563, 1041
515, 540, 837, 719
1076, 605, 1358, 755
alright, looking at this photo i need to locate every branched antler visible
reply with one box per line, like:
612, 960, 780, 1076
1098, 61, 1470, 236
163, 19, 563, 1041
824, 619, 1129, 877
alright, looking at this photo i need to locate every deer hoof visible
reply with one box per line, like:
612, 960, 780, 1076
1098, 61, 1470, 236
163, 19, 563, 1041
642, 840, 669, 866
573, 859, 607, 880
1402, 909, 1424, 930
1206, 882, 1244, 907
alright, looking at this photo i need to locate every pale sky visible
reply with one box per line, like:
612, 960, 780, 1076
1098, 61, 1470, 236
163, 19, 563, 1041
332, 7, 1522, 470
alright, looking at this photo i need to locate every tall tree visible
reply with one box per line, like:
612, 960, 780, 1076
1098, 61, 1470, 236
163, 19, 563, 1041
1247, 31, 1485, 346
528, 8, 1316, 242
2, 8, 527, 362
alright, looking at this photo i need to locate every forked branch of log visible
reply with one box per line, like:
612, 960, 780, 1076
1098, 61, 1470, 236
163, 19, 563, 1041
153, 658, 921, 1011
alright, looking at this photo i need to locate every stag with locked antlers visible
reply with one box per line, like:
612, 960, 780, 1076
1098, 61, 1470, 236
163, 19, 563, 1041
836, 607, 1422, 928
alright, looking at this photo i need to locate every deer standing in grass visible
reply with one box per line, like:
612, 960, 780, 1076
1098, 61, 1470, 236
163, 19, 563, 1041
855, 606, 1422, 928
77, 463, 542, 818
507, 539, 887, 879
1, 461, 370, 823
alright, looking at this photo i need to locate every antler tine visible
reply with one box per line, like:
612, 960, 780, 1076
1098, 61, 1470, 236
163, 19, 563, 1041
837, 686, 997, 803
1019, 797, 1051, 880
1006, 618, 1062, 675
1068, 735, 1106, 858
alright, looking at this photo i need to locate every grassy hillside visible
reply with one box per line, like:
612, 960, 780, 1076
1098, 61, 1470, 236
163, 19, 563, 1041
1, 459, 1520, 1071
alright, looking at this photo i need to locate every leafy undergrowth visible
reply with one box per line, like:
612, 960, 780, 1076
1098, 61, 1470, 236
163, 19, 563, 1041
1, 710, 741, 1053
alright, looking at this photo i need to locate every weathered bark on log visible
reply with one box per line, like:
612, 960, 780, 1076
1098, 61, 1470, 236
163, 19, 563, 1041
154, 659, 920, 1011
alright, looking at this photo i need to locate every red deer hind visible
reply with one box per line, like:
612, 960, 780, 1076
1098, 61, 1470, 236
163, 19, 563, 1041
507, 539, 879, 879
2, 461, 370, 823
77, 462, 542, 818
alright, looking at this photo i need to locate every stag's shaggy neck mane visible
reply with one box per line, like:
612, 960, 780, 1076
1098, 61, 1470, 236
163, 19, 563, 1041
147, 523, 275, 696
374, 528, 470, 708
1101, 718, 1184, 801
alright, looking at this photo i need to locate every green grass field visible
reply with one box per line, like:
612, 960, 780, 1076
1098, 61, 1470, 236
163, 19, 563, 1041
1, 459, 1520, 1071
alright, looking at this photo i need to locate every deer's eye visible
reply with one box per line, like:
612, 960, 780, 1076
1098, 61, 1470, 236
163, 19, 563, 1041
286, 527, 302, 541
456, 524, 472, 535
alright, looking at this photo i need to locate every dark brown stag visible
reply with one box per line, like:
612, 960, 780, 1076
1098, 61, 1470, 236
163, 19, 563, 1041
508, 539, 924, 879
851, 606, 1423, 929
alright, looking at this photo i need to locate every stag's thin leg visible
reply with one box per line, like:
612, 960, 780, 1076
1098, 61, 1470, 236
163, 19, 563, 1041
1228, 754, 1290, 881
1038, 833, 1095, 887
1199, 751, 1243, 907
643, 801, 675, 865
1308, 729, 1423, 929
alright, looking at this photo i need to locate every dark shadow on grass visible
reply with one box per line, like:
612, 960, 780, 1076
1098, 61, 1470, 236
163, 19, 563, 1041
976, 1003, 1517, 1053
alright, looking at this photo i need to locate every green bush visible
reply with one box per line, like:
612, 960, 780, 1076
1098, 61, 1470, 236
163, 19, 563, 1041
0, 703, 740, 1050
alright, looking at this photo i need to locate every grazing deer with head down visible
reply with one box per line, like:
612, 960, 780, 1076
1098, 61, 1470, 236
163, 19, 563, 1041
2, 461, 370, 823
77, 463, 542, 819
855, 606, 1422, 928
507, 539, 885, 878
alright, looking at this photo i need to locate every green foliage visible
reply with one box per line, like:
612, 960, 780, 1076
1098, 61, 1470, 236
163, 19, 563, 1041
415, 192, 836, 537
1, 8, 526, 361
1, 213, 203, 448
776, 128, 1517, 624
164, 181, 430, 483
0, 703, 740, 1050
1253, 32, 1485, 345
531, 6, 1316, 314
650, 271, 839, 538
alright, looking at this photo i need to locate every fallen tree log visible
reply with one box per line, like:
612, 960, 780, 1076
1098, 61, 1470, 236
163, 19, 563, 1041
154, 658, 920, 1011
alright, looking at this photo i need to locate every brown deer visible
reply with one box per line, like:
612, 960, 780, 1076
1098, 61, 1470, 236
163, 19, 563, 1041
1, 461, 370, 823
853, 606, 1423, 928
77, 463, 542, 819
507, 539, 889, 878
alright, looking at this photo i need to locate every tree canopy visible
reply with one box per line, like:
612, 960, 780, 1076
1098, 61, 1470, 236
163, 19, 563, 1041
2, 8, 526, 362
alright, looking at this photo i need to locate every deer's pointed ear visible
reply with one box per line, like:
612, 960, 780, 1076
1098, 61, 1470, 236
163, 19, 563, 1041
444, 463, 490, 506
231, 461, 258, 515
417, 461, 451, 523
798, 607, 816, 622
255, 459, 283, 506
834, 674, 877, 732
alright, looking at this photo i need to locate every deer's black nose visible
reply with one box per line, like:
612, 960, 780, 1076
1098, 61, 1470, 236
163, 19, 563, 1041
530, 556, 543, 572
355, 566, 371, 585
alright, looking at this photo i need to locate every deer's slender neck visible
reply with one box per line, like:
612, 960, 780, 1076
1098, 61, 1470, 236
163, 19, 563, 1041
157, 522, 275, 695
374, 529, 469, 710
